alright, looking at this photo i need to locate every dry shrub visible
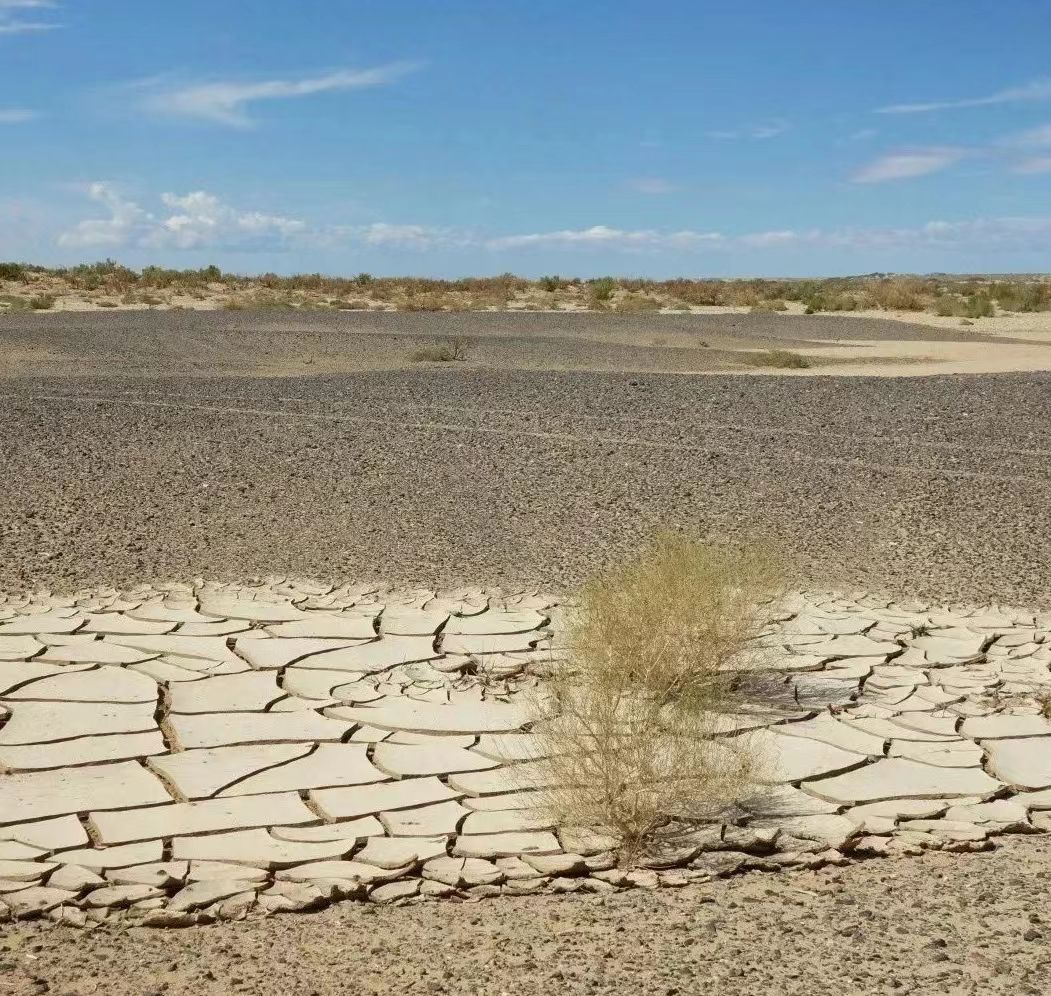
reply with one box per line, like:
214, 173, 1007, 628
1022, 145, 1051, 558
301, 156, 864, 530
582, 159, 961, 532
535, 533, 780, 866
745, 349, 810, 369
410, 337, 469, 362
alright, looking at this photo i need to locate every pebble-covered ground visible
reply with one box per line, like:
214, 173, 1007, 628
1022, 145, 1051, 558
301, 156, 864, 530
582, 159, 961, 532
4, 837, 1050, 996
1, 363, 1049, 604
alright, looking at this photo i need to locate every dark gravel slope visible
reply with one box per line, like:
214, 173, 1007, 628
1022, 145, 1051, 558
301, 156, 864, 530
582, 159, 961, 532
1, 367, 1048, 605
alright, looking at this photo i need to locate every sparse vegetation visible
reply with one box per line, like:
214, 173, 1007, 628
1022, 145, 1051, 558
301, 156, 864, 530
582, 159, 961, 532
535, 532, 780, 866
410, 337, 470, 362
1, 261, 1049, 317
29, 294, 56, 310
745, 349, 810, 369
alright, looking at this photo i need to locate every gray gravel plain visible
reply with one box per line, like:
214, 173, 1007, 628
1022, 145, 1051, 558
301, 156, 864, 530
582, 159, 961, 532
0, 309, 1049, 606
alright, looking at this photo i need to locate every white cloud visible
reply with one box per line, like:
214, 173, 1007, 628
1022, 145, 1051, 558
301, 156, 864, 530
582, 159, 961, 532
137, 63, 420, 127
627, 177, 677, 195
706, 118, 790, 140
0, 0, 61, 35
1013, 157, 1051, 175
486, 225, 725, 251
0, 107, 36, 122
876, 78, 1051, 114
1001, 122, 1051, 148
58, 183, 307, 251
359, 223, 469, 250
851, 147, 966, 183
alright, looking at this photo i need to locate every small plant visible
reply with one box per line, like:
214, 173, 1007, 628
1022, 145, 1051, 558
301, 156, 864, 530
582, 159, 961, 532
616, 294, 662, 313
537, 275, 563, 293
29, 294, 55, 310
751, 299, 788, 313
534, 532, 779, 866
1035, 690, 1051, 721
0, 262, 26, 281
745, 349, 810, 369
588, 277, 617, 307
962, 293, 994, 319
410, 337, 469, 362
97, 299, 118, 308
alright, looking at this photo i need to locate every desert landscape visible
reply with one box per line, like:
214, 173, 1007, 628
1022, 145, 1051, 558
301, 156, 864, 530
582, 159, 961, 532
4, 1, 1051, 990
1, 290, 1050, 995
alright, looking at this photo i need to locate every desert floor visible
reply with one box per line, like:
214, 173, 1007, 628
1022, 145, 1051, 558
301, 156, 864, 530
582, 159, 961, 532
1, 308, 1050, 995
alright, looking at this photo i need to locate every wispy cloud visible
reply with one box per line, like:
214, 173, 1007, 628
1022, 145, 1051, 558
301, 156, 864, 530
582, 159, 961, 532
1013, 157, 1051, 175
135, 63, 421, 127
0, 0, 62, 35
486, 225, 725, 251
876, 78, 1051, 114
0, 108, 36, 122
358, 222, 472, 250
850, 147, 967, 183
1001, 122, 1051, 148
706, 118, 790, 140
626, 177, 678, 195
58, 183, 306, 250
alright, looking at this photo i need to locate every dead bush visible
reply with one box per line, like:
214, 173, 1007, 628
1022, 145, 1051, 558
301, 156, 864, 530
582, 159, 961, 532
410, 337, 469, 362
535, 533, 780, 866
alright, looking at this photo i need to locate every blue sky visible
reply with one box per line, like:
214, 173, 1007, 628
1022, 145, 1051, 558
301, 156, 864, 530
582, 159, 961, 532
2, 0, 1050, 276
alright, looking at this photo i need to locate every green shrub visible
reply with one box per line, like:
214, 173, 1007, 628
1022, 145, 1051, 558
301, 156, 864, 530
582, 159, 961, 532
29, 294, 55, 310
537, 275, 563, 292
0, 262, 26, 281
588, 277, 617, 304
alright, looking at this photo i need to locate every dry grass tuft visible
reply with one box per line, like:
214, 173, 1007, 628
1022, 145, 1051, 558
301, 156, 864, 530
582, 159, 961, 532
410, 337, 470, 363
745, 349, 810, 369
534, 532, 780, 866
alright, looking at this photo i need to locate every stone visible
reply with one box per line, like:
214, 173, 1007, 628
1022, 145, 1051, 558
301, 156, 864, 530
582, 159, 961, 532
372, 742, 500, 777
379, 800, 469, 836
186, 862, 268, 883
106, 862, 187, 888
82, 613, 175, 635
234, 637, 366, 671
4, 886, 79, 917
945, 800, 1031, 827
0, 635, 46, 661
169, 880, 258, 913
749, 729, 869, 783
381, 609, 449, 635
461, 809, 552, 834
0, 761, 170, 821
266, 614, 377, 639
370, 879, 421, 903
46, 865, 105, 892
173, 829, 358, 868
35, 638, 157, 666
90, 792, 316, 844
444, 610, 546, 635
311, 777, 461, 820
355, 835, 448, 868
984, 737, 1051, 789
0, 612, 83, 635
740, 785, 840, 818
775, 714, 887, 756
271, 817, 384, 842
523, 852, 586, 876
442, 633, 539, 656
0, 815, 89, 850
805, 758, 1004, 804
0, 700, 157, 744
149, 744, 312, 799
800, 635, 898, 658
168, 671, 285, 713
0, 731, 167, 770
276, 860, 408, 884
106, 634, 245, 667
198, 597, 307, 623
168, 710, 353, 749
84, 884, 164, 908
290, 636, 439, 674
327, 697, 531, 734
962, 715, 1051, 739
452, 832, 561, 858
0, 859, 55, 882
447, 760, 552, 796
888, 739, 983, 767
5, 664, 158, 701
57, 840, 163, 869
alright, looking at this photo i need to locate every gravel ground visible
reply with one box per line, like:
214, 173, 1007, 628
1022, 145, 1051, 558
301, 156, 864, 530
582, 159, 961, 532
3, 837, 1050, 996
0, 362, 1049, 605
0, 308, 1019, 379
